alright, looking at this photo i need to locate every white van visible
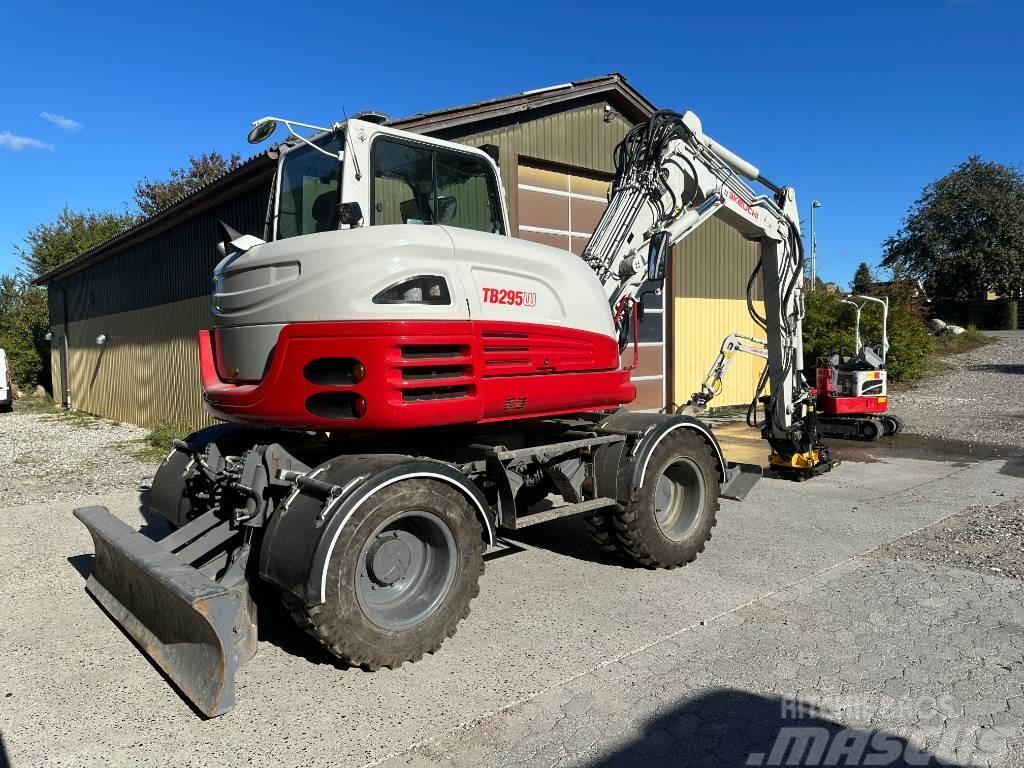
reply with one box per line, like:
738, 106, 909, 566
0, 348, 12, 411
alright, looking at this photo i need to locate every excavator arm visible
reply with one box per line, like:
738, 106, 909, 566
684, 333, 768, 414
583, 110, 832, 473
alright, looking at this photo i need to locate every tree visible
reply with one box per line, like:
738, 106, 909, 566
882, 156, 1024, 301
802, 265, 933, 381
15, 206, 137, 278
852, 262, 873, 294
0, 274, 49, 391
134, 151, 241, 217
3, 207, 136, 391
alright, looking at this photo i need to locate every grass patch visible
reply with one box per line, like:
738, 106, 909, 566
708, 404, 751, 418
39, 407, 103, 429
908, 326, 997, 383
14, 393, 57, 413
135, 420, 193, 462
931, 325, 995, 355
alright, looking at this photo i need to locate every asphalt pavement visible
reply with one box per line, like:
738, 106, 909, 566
1, 428, 1022, 767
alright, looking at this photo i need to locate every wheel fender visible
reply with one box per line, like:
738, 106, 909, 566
259, 454, 495, 606
593, 411, 727, 503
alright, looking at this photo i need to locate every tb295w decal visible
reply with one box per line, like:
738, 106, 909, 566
482, 287, 537, 307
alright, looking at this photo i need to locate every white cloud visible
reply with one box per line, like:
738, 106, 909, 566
0, 131, 54, 151
39, 112, 83, 131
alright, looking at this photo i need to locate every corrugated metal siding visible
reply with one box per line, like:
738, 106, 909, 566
59, 184, 270, 321
672, 214, 766, 409
51, 182, 268, 428
675, 215, 764, 302
64, 296, 216, 428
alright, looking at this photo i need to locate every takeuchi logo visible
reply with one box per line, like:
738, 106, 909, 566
728, 190, 760, 220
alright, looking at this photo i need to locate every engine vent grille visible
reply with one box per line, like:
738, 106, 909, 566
402, 386, 469, 402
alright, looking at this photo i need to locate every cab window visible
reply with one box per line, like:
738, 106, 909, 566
277, 134, 344, 239
371, 138, 505, 235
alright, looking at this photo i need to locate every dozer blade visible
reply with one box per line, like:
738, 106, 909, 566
73, 505, 248, 718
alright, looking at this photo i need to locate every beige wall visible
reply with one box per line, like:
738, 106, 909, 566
62, 296, 216, 429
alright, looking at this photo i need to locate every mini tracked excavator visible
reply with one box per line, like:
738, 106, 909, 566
74, 108, 834, 716
816, 294, 903, 440
685, 295, 903, 440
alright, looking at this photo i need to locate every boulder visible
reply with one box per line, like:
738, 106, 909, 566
946, 325, 966, 335
928, 318, 948, 334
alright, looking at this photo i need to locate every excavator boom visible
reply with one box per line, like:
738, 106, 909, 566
583, 110, 833, 474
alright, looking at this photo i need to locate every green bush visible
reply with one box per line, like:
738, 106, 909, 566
802, 282, 933, 381
0, 275, 50, 390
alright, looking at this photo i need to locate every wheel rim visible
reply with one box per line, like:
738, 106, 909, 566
355, 510, 458, 631
653, 458, 706, 542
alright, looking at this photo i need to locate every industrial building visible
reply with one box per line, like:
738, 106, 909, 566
37, 74, 764, 428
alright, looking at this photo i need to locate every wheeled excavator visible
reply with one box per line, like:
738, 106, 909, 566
73, 108, 834, 717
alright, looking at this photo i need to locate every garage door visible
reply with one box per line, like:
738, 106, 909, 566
516, 161, 666, 411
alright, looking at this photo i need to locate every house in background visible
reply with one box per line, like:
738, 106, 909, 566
36, 74, 765, 428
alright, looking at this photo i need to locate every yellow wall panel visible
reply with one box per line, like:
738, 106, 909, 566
673, 298, 766, 409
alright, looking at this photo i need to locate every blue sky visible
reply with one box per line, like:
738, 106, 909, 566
0, 0, 1020, 286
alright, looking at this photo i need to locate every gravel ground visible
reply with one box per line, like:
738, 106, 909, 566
879, 494, 1024, 580
888, 332, 1024, 449
0, 403, 156, 507
881, 332, 1024, 581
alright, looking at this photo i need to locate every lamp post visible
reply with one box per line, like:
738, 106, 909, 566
810, 200, 822, 289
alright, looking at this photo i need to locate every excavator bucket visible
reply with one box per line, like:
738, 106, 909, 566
73, 506, 255, 718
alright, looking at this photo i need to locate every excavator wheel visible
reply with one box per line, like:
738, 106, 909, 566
611, 430, 720, 569
880, 415, 904, 436
288, 478, 484, 671
583, 509, 624, 558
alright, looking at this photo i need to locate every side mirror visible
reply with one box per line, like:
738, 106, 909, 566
247, 118, 278, 145
647, 231, 670, 282
338, 202, 364, 228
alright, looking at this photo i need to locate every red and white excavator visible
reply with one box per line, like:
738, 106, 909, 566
73, 109, 834, 716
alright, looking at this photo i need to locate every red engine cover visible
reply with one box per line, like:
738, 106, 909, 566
200, 320, 636, 431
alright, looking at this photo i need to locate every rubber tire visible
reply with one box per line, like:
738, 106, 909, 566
290, 479, 484, 671
583, 509, 624, 557
612, 430, 720, 569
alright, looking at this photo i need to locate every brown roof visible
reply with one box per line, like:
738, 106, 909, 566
36, 73, 654, 284
390, 73, 654, 133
